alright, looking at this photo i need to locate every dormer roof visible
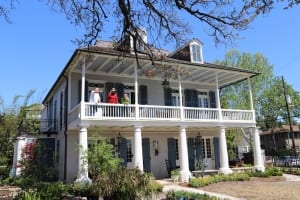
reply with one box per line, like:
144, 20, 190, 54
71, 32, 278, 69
168, 38, 203, 63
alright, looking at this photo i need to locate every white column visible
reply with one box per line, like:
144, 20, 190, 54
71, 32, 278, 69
218, 127, 232, 174
75, 125, 91, 184
178, 79, 184, 121
134, 63, 139, 120
11, 136, 26, 177
178, 127, 191, 182
80, 56, 86, 119
134, 126, 144, 171
253, 127, 265, 172
215, 73, 222, 121
248, 78, 256, 122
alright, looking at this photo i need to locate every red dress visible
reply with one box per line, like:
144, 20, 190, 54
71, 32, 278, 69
107, 92, 118, 103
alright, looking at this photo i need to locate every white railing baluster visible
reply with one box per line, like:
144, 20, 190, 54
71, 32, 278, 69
77, 103, 254, 123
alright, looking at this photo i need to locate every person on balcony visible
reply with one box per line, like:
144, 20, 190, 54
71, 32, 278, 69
89, 87, 102, 116
121, 93, 131, 117
107, 88, 118, 103
89, 87, 102, 104
107, 88, 119, 116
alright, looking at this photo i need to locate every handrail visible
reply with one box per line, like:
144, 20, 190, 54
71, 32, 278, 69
77, 103, 255, 123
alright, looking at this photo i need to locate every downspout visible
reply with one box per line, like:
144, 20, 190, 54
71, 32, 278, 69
63, 74, 69, 181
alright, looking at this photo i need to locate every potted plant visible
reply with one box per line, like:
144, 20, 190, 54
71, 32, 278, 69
170, 169, 180, 183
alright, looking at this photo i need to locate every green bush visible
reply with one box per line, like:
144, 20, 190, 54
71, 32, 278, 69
93, 168, 161, 200
166, 190, 222, 200
0, 166, 9, 182
265, 167, 283, 176
189, 173, 250, 188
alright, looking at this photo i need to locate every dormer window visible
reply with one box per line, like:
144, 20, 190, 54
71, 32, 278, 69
190, 42, 203, 63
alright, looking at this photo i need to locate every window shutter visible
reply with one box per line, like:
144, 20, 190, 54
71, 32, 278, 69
115, 83, 124, 103
195, 137, 203, 161
167, 138, 177, 170
184, 89, 192, 107
192, 90, 198, 107
213, 137, 220, 169
104, 82, 114, 102
119, 138, 127, 166
185, 89, 198, 107
209, 91, 216, 108
142, 138, 151, 173
139, 85, 148, 105
164, 87, 172, 106
188, 138, 195, 171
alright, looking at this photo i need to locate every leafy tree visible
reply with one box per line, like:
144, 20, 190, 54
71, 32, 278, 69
87, 135, 121, 180
0, 89, 37, 171
217, 50, 300, 158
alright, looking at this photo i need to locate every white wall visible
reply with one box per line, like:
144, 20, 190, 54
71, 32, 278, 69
66, 131, 79, 182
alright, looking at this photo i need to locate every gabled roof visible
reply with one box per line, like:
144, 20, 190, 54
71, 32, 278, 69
168, 38, 203, 58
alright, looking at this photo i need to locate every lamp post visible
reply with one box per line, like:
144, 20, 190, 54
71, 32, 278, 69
282, 76, 296, 156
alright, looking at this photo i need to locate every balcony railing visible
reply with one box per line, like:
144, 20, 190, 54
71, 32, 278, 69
68, 102, 255, 123
40, 119, 58, 134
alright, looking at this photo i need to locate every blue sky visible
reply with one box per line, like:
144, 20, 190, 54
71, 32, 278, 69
1, 2, 300, 107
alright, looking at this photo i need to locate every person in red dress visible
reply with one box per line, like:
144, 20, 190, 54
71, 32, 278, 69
107, 88, 118, 103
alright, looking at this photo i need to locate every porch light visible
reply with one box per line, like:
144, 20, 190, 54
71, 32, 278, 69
161, 79, 170, 88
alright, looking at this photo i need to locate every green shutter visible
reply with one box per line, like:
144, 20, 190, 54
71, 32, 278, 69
213, 137, 220, 169
119, 138, 127, 166
139, 85, 148, 105
209, 91, 216, 108
167, 138, 177, 170
188, 138, 195, 171
142, 138, 151, 173
164, 87, 172, 106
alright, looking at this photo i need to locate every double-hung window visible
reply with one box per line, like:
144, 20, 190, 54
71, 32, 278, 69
191, 43, 203, 63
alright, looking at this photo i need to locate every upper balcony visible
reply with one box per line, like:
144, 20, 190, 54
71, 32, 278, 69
68, 102, 255, 129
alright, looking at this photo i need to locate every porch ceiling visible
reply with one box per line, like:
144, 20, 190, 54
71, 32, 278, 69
72, 49, 259, 88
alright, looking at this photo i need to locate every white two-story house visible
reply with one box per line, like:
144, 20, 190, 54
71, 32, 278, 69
38, 37, 264, 183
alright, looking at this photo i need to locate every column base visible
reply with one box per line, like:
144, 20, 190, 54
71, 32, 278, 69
219, 167, 233, 174
75, 174, 92, 184
254, 165, 265, 172
180, 170, 192, 182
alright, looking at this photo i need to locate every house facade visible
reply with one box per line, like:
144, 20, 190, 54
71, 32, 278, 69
35, 38, 264, 183
260, 125, 300, 155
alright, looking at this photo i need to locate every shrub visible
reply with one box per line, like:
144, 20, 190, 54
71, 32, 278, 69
93, 168, 161, 200
189, 173, 250, 188
265, 167, 283, 176
166, 190, 222, 200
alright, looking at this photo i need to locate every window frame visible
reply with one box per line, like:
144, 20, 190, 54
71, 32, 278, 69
190, 42, 203, 63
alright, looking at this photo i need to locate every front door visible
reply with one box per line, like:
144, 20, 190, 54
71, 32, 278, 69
202, 137, 214, 169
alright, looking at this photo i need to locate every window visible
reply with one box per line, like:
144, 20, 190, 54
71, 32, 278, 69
201, 138, 212, 159
197, 91, 208, 108
171, 89, 180, 106
191, 43, 202, 63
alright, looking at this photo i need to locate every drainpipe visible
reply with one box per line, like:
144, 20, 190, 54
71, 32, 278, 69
63, 74, 69, 181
